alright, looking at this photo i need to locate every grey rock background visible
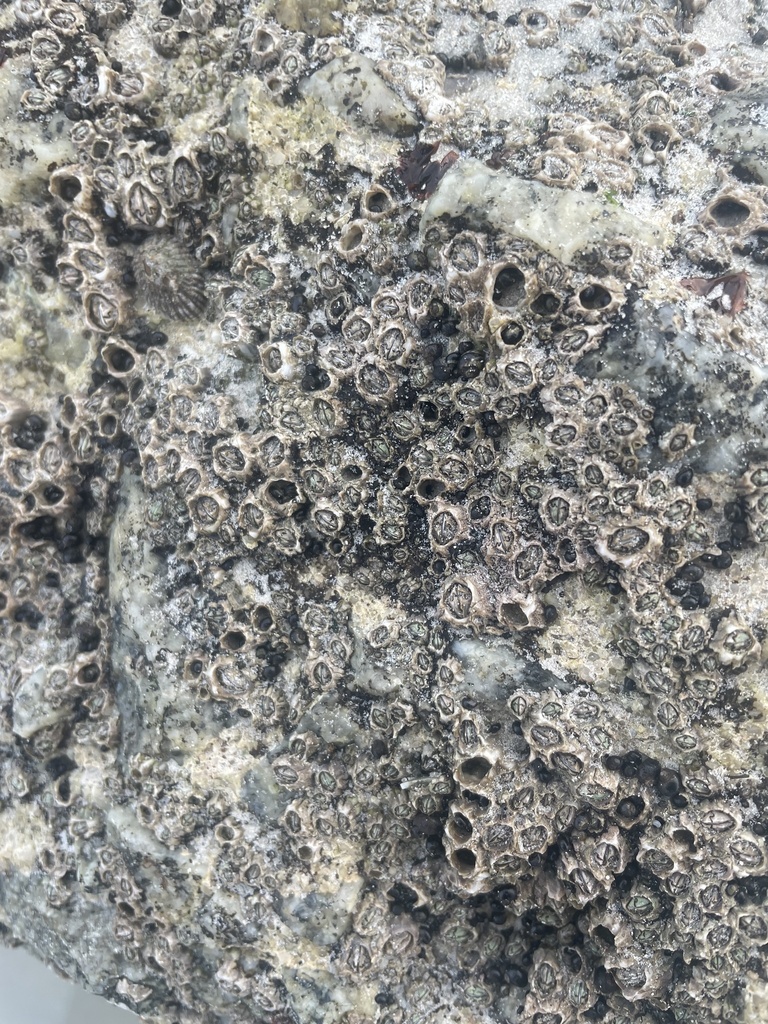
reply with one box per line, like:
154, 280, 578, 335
0, 947, 137, 1024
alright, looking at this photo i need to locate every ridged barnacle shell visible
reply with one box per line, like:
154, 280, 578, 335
238, 498, 271, 546
711, 617, 758, 667
355, 357, 396, 404
171, 153, 203, 202
341, 308, 374, 349
316, 255, 344, 296
316, 339, 356, 379
57, 261, 84, 291
84, 290, 122, 333
428, 500, 467, 552
253, 431, 289, 476
533, 147, 582, 189
595, 519, 660, 568
440, 576, 480, 626
499, 352, 538, 395
555, 323, 605, 360
371, 289, 404, 321
376, 321, 414, 366
125, 179, 165, 227
63, 210, 99, 245
541, 490, 573, 532
44, 2, 86, 35
404, 275, 437, 324
132, 236, 207, 320
212, 436, 254, 481
231, 248, 283, 292
312, 502, 343, 536
29, 28, 64, 68
74, 245, 109, 280
189, 491, 229, 534
442, 232, 486, 284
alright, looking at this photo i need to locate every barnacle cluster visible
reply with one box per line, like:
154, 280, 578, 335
1, 1, 768, 1024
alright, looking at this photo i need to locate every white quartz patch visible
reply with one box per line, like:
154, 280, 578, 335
422, 158, 666, 264
299, 54, 418, 135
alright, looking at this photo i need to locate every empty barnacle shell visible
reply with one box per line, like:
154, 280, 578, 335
498, 593, 541, 630
337, 219, 370, 262
101, 342, 136, 377
49, 166, 88, 205
568, 278, 625, 322
635, 120, 681, 165
249, 23, 283, 69
488, 261, 528, 309
361, 184, 394, 220
701, 187, 762, 233
132, 236, 207, 320
520, 8, 558, 46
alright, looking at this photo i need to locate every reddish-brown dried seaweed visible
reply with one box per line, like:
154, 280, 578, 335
398, 142, 458, 199
681, 270, 750, 315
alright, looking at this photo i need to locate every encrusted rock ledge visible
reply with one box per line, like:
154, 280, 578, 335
1, 1, 768, 1023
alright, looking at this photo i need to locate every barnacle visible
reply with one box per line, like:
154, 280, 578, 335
2, 1, 768, 1023
132, 235, 207, 320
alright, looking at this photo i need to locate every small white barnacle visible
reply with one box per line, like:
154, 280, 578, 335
132, 235, 207, 320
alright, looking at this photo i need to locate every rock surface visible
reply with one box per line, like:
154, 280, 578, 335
1, 1, 768, 1023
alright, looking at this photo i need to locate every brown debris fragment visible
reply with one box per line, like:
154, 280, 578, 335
398, 142, 458, 199
681, 270, 750, 315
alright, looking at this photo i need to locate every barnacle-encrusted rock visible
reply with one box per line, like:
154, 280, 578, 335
2, 2, 768, 1024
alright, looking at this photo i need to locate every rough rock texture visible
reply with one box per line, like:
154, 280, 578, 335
1, 1, 768, 1023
